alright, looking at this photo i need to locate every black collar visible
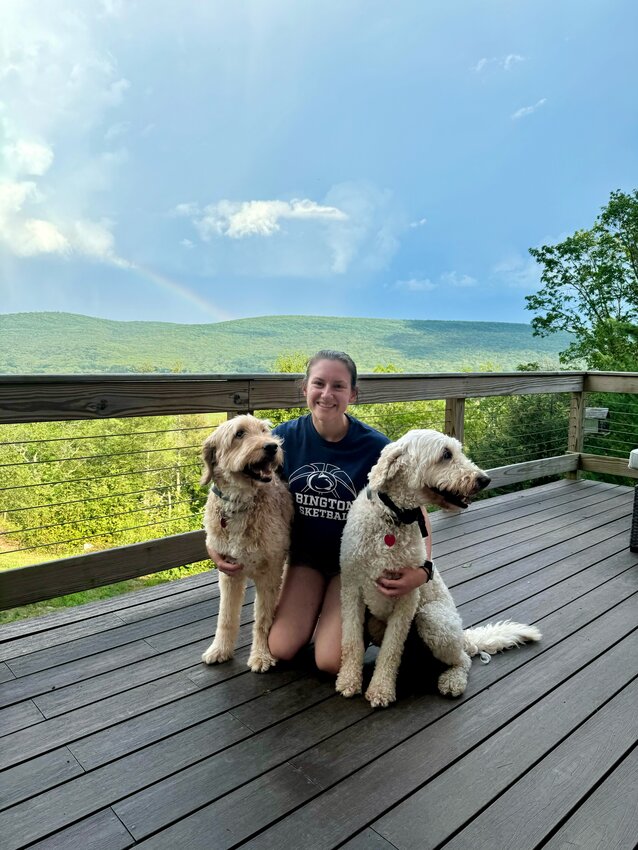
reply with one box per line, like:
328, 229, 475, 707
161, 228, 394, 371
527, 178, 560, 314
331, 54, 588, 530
367, 486, 428, 538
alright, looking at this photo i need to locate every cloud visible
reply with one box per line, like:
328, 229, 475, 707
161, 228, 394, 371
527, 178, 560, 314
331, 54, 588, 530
492, 254, 541, 289
440, 271, 477, 288
409, 217, 428, 228
394, 278, 436, 292
472, 54, 525, 73
174, 182, 402, 277
3, 140, 54, 175
0, 1, 131, 267
187, 198, 348, 240
511, 98, 547, 120
503, 54, 524, 70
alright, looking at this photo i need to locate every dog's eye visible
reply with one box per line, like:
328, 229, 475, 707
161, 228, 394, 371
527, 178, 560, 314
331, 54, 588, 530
235, 429, 245, 439
441, 448, 453, 461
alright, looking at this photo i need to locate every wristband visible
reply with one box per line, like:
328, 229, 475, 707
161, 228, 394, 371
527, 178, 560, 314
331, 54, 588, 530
420, 560, 434, 582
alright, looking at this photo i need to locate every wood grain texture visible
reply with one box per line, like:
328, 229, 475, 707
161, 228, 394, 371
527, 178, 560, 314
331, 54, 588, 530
0, 530, 208, 609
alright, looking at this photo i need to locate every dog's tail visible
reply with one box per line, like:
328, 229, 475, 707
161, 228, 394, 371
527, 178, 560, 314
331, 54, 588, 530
463, 620, 541, 664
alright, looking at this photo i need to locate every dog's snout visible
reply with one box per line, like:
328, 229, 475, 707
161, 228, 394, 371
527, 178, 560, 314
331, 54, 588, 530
477, 474, 491, 490
264, 442, 279, 456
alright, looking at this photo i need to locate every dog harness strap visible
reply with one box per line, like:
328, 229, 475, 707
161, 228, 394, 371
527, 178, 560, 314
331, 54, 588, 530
367, 486, 428, 538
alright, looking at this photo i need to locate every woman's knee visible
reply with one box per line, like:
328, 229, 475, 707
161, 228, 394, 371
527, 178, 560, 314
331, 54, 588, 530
268, 621, 309, 661
314, 644, 341, 676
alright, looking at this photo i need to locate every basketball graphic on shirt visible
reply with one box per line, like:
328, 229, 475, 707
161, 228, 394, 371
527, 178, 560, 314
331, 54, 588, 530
288, 463, 358, 499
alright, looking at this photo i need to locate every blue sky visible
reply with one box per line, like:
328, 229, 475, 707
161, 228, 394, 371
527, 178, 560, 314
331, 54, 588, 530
1, 0, 636, 326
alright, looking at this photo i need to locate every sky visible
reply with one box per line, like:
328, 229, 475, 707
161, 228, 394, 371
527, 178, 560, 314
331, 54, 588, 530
1, 0, 637, 326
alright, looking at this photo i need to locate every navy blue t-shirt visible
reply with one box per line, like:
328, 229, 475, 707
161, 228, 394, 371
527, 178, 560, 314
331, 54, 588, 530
273, 414, 390, 574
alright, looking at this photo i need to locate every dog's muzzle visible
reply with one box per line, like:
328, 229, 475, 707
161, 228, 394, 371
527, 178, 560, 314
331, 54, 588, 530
430, 474, 491, 509
243, 444, 282, 482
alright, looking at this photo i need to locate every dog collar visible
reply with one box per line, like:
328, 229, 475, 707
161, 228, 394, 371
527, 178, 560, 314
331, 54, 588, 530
211, 484, 229, 501
210, 484, 250, 526
366, 486, 428, 538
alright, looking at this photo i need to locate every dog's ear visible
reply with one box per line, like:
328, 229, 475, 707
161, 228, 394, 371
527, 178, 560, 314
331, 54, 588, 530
201, 433, 217, 486
368, 442, 405, 490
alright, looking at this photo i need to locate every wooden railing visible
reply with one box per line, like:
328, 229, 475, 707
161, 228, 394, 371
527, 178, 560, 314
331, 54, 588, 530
1, 370, 636, 608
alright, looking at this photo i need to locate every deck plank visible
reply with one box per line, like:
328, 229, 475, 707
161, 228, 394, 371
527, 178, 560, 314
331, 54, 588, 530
542, 746, 638, 850
0, 571, 217, 642
371, 643, 638, 850
438, 682, 638, 850
0, 747, 84, 811
27, 809, 133, 850
108, 583, 638, 849
0, 481, 636, 850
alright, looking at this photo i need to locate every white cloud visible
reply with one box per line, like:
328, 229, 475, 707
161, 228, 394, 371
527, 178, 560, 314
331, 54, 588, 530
503, 54, 524, 71
472, 54, 525, 73
13, 219, 70, 257
394, 278, 436, 292
175, 182, 402, 277
440, 271, 477, 288
0, 1, 131, 267
180, 238, 195, 249
191, 198, 348, 240
409, 217, 428, 228
493, 254, 541, 289
3, 140, 54, 175
512, 98, 547, 120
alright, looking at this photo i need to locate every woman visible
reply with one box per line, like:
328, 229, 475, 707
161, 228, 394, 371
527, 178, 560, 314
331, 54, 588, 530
212, 350, 432, 674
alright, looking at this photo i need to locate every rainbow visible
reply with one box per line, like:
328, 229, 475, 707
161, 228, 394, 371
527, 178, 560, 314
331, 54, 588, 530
123, 261, 233, 322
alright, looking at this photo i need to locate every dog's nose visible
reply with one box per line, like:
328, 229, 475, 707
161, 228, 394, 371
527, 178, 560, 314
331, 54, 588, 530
264, 442, 279, 456
477, 474, 491, 490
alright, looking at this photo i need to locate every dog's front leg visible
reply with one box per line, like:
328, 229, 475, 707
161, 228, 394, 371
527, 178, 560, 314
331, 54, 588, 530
366, 593, 418, 708
248, 570, 280, 673
202, 572, 247, 665
336, 581, 366, 698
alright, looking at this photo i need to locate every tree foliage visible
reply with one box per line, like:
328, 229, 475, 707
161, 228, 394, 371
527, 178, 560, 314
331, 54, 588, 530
526, 189, 638, 370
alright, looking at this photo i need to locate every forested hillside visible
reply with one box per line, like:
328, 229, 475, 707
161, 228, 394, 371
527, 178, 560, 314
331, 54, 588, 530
0, 312, 573, 374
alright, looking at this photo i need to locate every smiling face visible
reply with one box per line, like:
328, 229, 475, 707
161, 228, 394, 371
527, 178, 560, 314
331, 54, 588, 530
304, 358, 357, 435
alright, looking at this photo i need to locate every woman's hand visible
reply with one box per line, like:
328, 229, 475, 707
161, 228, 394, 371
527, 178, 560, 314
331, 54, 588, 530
376, 567, 428, 598
207, 546, 244, 576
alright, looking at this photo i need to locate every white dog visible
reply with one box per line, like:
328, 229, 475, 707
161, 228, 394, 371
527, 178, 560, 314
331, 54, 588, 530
337, 429, 541, 707
201, 415, 293, 673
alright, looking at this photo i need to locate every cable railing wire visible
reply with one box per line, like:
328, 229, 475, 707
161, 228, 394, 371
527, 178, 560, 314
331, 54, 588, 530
0, 497, 198, 538
0, 421, 220, 448
0, 462, 201, 494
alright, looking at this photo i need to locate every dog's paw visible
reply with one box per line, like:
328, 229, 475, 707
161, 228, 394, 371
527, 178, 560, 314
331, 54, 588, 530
437, 667, 468, 697
201, 643, 233, 665
247, 650, 277, 673
336, 671, 362, 698
365, 683, 396, 708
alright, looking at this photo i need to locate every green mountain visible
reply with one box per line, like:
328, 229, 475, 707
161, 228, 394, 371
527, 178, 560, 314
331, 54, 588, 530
0, 312, 573, 374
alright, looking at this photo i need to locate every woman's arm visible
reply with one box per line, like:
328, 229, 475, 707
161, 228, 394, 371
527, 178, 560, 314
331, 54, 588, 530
376, 507, 433, 598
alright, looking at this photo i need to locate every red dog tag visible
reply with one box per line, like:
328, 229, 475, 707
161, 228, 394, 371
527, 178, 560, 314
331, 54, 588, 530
384, 534, 396, 547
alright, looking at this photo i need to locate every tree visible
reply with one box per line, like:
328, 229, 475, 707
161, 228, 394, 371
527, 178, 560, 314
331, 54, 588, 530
525, 189, 638, 370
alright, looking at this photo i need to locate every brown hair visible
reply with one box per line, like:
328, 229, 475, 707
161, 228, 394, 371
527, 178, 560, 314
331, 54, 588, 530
303, 350, 359, 393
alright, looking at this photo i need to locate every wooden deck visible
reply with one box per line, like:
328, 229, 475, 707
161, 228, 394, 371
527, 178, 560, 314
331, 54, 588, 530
1, 479, 637, 850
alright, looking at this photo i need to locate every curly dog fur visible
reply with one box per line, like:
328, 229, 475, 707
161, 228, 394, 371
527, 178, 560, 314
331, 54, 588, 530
201, 415, 293, 673
337, 429, 541, 707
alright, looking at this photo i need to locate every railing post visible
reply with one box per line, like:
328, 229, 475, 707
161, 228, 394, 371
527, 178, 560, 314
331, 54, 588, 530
445, 397, 465, 443
566, 391, 585, 480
